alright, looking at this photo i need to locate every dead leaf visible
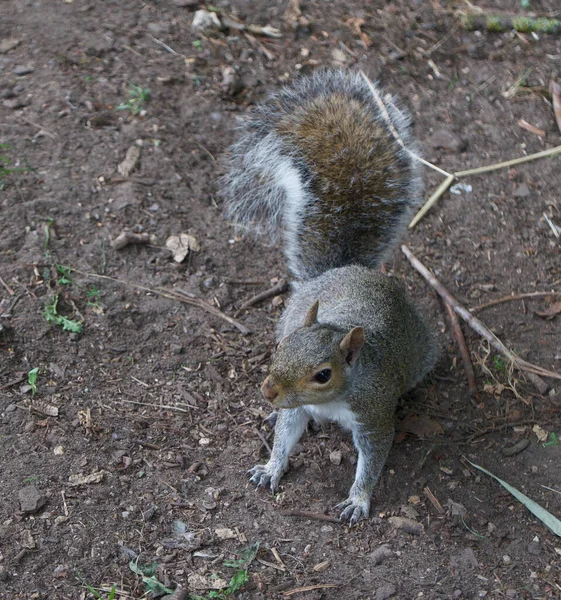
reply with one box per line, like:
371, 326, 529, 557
117, 145, 141, 177
68, 471, 107, 486
26, 400, 59, 417
483, 382, 506, 396
532, 424, 548, 443
214, 528, 236, 540
165, 233, 200, 263
188, 572, 228, 591
535, 301, 561, 320
398, 415, 444, 438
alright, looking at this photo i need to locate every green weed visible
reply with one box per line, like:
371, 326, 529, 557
129, 560, 173, 596
190, 542, 259, 599
192, 40, 202, 50
28, 367, 39, 395
86, 286, 101, 307
0, 143, 28, 190
117, 83, 150, 115
43, 295, 83, 333
23, 475, 39, 484
55, 264, 74, 285
544, 432, 559, 447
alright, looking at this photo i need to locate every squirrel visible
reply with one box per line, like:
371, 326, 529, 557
222, 69, 437, 525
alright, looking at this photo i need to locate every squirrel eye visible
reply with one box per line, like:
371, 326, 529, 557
313, 369, 332, 384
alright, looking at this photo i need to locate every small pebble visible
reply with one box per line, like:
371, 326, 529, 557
13, 65, 34, 76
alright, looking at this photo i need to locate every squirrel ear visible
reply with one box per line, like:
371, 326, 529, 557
340, 327, 365, 366
303, 300, 319, 327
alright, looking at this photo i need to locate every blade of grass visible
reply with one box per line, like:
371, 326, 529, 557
465, 458, 561, 537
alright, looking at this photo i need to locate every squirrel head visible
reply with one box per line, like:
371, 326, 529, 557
261, 300, 365, 409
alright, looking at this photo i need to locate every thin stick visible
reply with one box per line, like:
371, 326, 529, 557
543, 213, 560, 238
118, 398, 191, 414
359, 71, 454, 178
0, 274, 15, 296
237, 279, 288, 312
71, 268, 251, 335
454, 145, 561, 177
444, 302, 478, 400
470, 291, 561, 313
20, 116, 59, 140
401, 245, 561, 381
283, 584, 339, 596
150, 35, 178, 55
280, 509, 341, 524
408, 174, 455, 228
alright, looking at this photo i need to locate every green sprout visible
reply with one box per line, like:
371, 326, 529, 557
28, 367, 39, 395
117, 83, 150, 115
43, 295, 83, 333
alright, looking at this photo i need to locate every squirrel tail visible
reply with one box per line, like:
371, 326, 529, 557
221, 69, 422, 276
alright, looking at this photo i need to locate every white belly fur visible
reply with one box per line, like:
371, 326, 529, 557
304, 401, 359, 432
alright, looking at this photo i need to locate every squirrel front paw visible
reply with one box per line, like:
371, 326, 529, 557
335, 492, 371, 526
248, 461, 285, 493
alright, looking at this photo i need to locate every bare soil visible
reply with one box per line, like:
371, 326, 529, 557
1, 1, 561, 599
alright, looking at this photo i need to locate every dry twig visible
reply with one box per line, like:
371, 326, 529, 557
71, 268, 251, 335
444, 302, 478, 401
470, 291, 561, 312
401, 245, 561, 382
237, 279, 288, 313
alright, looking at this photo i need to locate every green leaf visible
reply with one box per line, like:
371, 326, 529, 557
28, 367, 39, 395
465, 458, 561, 537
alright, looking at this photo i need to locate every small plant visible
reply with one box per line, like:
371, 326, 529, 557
23, 475, 39, 484
129, 560, 173, 596
43, 295, 83, 333
44, 217, 55, 252
192, 40, 202, 50
521, 0, 531, 8
28, 367, 39, 395
544, 432, 559, 447
190, 542, 259, 600
55, 264, 73, 285
117, 83, 150, 115
0, 143, 28, 190
86, 286, 101, 307
77, 574, 117, 600
492, 355, 506, 373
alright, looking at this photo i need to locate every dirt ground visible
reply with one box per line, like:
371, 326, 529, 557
1, 0, 561, 598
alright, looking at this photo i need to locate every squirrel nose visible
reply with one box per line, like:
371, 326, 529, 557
261, 377, 279, 402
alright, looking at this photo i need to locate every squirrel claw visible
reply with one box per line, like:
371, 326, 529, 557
248, 463, 281, 493
336, 497, 370, 526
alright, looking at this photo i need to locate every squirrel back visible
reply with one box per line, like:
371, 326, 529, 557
222, 69, 422, 279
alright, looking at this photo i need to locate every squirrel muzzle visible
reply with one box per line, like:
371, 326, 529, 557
261, 376, 281, 404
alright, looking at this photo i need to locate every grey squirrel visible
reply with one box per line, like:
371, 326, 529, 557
222, 70, 437, 525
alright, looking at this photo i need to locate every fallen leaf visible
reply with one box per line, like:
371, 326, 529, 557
535, 301, 561, 320
398, 415, 444, 438
68, 471, 107, 486
214, 528, 236, 540
532, 424, 548, 443
165, 233, 200, 263
188, 572, 228, 591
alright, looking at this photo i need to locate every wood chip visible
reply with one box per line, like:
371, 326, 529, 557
117, 145, 141, 177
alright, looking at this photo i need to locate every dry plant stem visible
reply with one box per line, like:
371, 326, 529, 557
401, 245, 561, 381
237, 279, 288, 312
551, 80, 561, 134
283, 584, 339, 597
409, 145, 561, 228
0, 274, 15, 295
359, 71, 453, 178
444, 302, 478, 401
408, 174, 455, 228
470, 291, 561, 312
279, 510, 341, 524
454, 144, 561, 177
71, 268, 251, 335
423, 486, 445, 514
